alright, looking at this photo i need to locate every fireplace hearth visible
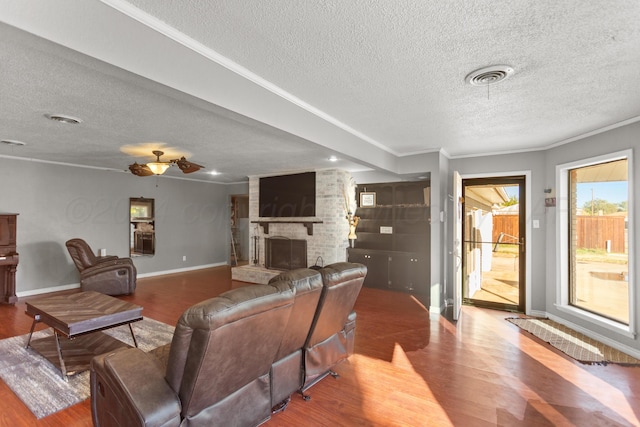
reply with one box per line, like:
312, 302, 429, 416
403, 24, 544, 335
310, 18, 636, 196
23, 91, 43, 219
265, 237, 307, 271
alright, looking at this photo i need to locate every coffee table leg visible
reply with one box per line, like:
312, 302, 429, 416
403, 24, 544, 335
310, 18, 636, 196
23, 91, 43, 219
53, 330, 68, 381
25, 315, 40, 349
129, 323, 139, 348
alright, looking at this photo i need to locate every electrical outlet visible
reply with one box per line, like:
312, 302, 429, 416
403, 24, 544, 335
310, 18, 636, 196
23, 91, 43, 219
182, 255, 186, 261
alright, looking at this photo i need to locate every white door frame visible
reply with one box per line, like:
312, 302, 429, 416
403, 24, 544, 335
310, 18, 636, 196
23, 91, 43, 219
452, 171, 463, 320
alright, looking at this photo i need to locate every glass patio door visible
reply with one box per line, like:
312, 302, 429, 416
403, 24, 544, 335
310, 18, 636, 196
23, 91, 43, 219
462, 176, 525, 312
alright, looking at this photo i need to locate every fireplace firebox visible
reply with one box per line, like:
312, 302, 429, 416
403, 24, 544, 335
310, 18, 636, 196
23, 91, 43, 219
265, 237, 307, 271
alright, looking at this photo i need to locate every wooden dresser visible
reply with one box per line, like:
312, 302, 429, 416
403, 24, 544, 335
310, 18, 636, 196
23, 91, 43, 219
0, 213, 19, 304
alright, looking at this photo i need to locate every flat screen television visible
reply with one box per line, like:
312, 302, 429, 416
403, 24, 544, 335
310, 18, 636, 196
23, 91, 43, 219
259, 172, 316, 217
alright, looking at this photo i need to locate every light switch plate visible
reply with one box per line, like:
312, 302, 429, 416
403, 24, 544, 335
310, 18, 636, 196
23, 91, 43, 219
533, 220, 540, 229
380, 226, 393, 234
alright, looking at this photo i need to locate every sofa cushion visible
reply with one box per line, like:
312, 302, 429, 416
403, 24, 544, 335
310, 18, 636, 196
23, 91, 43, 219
165, 282, 294, 421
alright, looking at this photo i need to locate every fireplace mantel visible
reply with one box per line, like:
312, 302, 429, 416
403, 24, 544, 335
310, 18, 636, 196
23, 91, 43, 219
251, 218, 323, 236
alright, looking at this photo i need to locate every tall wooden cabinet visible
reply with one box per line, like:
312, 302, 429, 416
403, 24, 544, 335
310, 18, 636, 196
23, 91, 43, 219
0, 213, 19, 304
347, 182, 430, 295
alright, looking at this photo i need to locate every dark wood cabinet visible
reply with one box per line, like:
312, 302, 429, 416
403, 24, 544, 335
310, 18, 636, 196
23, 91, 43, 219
347, 249, 391, 289
389, 252, 429, 293
347, 182, 430, 295
0, 213, 18, 304
349, 248, 429, 293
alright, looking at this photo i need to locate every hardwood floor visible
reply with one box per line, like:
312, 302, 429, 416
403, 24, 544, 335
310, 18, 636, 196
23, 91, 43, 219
1, 266, 639, 426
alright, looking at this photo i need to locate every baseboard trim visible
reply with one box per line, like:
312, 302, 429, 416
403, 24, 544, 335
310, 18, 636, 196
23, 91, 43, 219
136, 262, 228, 279
528, 309, 547, 318
17, 283, 81, 298
430, 304, 444, 320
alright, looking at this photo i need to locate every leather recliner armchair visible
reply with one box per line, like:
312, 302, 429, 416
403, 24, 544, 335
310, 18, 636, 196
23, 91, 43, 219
300, 262, 366, 395
65, 238, 137, 295
268, 268, 323, 411
268, 262, 367, 404
90, 282, 296, 427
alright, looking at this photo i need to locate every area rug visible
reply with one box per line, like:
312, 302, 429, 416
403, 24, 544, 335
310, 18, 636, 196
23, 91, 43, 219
0, 318, 174, 419
507, 317, 640, 366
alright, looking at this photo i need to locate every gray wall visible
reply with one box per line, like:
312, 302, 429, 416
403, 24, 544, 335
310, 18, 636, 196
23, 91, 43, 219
0, 157, 243, 294
449, 150, 547, 312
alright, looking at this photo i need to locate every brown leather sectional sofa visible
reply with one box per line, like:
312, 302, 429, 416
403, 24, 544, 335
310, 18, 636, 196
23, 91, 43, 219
90, 262, 366, 427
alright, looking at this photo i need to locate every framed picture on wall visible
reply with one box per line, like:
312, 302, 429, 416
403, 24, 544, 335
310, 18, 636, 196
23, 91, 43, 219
360, 192, 376, 207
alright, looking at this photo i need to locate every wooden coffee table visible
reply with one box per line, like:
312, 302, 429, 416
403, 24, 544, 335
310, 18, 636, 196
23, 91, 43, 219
25, 291, 143, 380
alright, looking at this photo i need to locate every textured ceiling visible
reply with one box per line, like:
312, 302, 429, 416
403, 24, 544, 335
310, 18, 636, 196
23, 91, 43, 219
1, 0, 639, 183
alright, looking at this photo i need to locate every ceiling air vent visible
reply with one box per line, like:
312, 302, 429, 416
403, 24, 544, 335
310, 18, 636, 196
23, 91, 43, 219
465, 65, 514, 86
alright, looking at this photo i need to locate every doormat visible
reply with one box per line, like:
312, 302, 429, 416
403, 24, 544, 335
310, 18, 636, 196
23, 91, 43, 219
0, 317, 174, 419
507, 317, 640, 366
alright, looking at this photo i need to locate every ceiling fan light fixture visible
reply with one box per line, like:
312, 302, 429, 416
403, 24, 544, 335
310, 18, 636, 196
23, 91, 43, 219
465, 65, 514, 86
128, 162, 154, 176
146, 150, 171, 175
147, 162, 171, 175
129, 150, 204, 177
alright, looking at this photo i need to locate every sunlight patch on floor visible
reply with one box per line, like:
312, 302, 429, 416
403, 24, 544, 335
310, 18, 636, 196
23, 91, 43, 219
514, 332, 640, 426
351, 351, 453, 426
488, 354, 585, 425
391, 342, 415, 370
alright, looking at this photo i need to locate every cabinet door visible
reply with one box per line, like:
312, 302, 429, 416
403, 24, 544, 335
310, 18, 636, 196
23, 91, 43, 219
389, 253, 429, 293
348, 249, 390, 289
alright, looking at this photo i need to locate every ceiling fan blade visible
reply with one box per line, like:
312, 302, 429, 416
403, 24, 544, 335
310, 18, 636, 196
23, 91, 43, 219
173, 157, 204, 174
128, 162, 154, 176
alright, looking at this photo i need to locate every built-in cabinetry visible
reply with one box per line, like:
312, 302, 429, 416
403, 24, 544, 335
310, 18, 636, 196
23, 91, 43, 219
0, 213, 19, 304
347, 182, 430, 294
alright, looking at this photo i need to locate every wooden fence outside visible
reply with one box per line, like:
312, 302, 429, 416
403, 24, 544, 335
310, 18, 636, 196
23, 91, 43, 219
575, 215, 626, 253
492, 215, 626, 253
492, 215, 520, 244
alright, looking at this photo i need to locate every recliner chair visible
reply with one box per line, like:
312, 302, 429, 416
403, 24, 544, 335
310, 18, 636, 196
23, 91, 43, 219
268, 268, 323, 411
65, 238, 137, 295
300, 262, 366, 395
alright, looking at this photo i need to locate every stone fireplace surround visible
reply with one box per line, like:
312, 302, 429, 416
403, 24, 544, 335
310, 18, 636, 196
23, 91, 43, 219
232, 169, 353, 284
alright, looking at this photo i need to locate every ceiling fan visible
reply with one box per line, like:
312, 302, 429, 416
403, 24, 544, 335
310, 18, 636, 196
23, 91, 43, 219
128, 150, 205, 176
